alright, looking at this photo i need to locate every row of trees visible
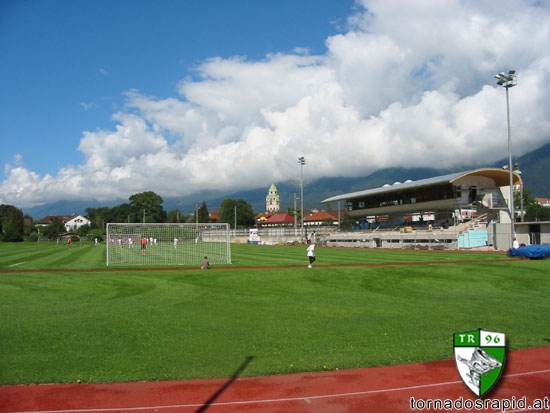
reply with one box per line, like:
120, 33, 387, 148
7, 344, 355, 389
0, 191, 258, 242
0, 192, 261, 242
84, 191, 257, 230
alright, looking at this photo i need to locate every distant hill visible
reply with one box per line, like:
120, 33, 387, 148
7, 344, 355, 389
500, 141, 550, 199
23, 199, 125, 221
22, 142, 549, 219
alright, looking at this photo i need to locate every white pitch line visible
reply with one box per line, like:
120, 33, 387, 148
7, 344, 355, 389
9, 369, 550, 413
8, 262, 26, 267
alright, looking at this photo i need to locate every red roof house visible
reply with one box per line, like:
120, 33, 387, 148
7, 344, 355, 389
208, 209, 219, 222
262, 213, 295, 227
304, 211, 339, 226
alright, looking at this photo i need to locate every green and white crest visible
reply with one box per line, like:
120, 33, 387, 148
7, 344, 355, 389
453, 329, 506, 397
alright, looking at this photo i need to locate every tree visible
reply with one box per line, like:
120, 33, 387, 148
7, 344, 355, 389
0, 204, 11, 235
23, 214, 36, 237
218, 199, 255, 228
287, 206, 301, 224
110, 203, 134, 223
41, 219, 65, 239
167, 209, 186, 223
515, 188, 550, 221
77, 224, 91, 237
235, 199, 256, 227
0, 204, 24, 242
86, 207, 112, 229
525, 203, 550, 221
129, 191, 166, 223
193, 201, 209, 223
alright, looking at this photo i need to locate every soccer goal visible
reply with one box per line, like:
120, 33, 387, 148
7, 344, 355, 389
106, 223, 231, 266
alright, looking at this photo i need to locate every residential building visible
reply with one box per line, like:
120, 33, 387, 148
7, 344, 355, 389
304, 210, 339, 227
36, 214, 91, 232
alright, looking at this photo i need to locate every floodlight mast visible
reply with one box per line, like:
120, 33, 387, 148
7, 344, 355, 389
494, 69, 517, 247
298, 156, 306, 240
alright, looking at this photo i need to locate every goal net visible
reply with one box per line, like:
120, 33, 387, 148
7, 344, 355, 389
106, 223, 231, 266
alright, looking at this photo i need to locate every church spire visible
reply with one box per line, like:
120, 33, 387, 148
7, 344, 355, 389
266, 183, 280, 213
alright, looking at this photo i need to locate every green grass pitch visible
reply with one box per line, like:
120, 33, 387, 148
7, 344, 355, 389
0, 241, 548, 385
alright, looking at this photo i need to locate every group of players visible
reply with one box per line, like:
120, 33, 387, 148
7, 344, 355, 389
106, 235, 208, 264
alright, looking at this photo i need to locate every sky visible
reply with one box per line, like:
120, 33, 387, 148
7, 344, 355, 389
1, 0, 549, 209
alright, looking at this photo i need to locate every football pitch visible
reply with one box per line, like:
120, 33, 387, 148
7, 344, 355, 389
0, 241, 548, 385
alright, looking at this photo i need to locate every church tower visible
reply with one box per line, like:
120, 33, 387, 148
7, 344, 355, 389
266, 183, 280, 213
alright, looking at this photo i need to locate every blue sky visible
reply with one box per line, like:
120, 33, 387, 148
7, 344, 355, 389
1, 0, 353, 175
1, 0, 549, 208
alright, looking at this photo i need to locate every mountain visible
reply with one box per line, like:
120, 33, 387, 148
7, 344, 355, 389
500, 141, 550, 198
21, 143, 550, 219
23, 199, 125, 220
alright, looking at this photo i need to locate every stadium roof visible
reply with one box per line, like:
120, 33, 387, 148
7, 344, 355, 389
321, 168, 522, 204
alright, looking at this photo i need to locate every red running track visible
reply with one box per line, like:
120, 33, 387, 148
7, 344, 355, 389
1, 347, 548, 413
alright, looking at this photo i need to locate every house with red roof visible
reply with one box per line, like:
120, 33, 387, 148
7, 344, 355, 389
255, 213, 272, 225
261, 213, 295, 227
208, 209, 219, 222
304, 210, 339, 227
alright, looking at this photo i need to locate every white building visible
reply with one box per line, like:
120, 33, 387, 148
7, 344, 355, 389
36, 214, 91, 232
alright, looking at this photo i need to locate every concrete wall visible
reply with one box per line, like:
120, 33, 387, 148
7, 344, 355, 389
488, 221, 550, 250
513, 221, 550, 245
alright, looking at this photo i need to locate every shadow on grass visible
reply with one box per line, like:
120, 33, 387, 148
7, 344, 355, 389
196, 355, 255, 412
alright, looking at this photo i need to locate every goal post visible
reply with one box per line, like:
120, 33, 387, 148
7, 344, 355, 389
106, 223, 231, 266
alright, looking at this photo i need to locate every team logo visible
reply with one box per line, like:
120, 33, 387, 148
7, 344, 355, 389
454, 329, 506, 397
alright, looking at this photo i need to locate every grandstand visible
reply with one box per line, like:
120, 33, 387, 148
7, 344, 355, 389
321, 168, 526, 250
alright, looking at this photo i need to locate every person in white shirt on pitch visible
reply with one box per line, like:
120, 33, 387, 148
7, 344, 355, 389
307, 243, 316, 268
